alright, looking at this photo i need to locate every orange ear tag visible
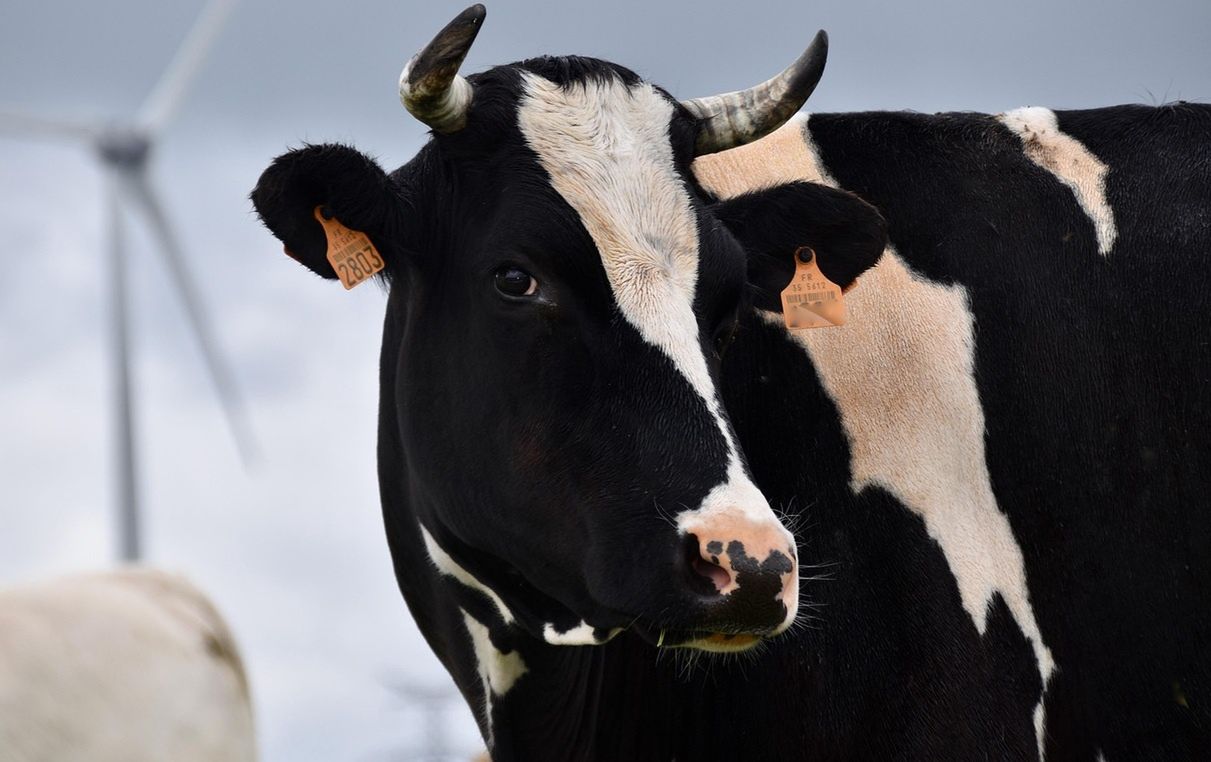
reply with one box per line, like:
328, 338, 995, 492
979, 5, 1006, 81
313, 205, 385, 290
780, 246, 846, 329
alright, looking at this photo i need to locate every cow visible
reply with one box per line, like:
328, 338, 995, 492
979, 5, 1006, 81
696, 104, 1211, 761
251, 5, 1211, 760
0, 568, 256, 761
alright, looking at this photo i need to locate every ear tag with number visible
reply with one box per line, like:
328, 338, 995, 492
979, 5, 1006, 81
780, 246, 846, 329
314, 205, 385, 290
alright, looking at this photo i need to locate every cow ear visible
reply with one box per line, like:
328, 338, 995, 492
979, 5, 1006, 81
251, 144, 409, 281
711, 182, 888, 312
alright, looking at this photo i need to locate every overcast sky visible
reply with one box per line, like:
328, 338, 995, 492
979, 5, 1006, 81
1, 0, 1207, 760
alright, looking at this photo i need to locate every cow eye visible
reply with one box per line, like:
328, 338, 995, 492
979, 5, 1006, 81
494, 266, 539, 298
713, 318, 738, 357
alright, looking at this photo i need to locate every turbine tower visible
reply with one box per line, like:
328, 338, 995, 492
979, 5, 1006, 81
0, 0, 251, 562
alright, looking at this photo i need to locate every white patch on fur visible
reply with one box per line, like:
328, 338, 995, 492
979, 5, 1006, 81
752, 272, 1053, 665
541, 621, 621, 646
421, 525, 515, 624
517, 74, 788, 549
461, 608, 527, 745
998, 106, 1116, 255
694, 115, 1055, 752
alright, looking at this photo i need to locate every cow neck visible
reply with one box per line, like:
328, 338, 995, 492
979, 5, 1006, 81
407, 522, 680, 758
489, 634, 676, 762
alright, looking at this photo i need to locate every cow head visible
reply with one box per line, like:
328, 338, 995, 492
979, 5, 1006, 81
251, 5, 885, 654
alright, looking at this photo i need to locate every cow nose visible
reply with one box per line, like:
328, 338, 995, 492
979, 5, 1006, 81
685, 512, 799, 628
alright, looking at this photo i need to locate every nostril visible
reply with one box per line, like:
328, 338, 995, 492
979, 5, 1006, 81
692, 556, 732, 594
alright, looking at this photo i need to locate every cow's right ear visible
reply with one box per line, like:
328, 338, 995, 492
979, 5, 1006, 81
251, 144, 409, 280
711, 181, 888, 312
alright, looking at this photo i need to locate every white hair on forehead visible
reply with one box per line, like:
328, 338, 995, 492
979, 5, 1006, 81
517, 72, 792, 581
516, 73, 713, 425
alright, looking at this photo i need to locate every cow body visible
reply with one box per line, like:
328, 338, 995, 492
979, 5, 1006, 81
0, 569, 256, 762
697, 105, 1211, 760
252, 6, 1209, 757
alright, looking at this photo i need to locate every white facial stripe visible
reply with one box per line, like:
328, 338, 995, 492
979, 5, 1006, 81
999, 106, 1117, 256
694, 116, 1054, 751
518, 73, 776, 531
460, 608, 527, 745
421, 526, 515, 624
517, 74, 731, 455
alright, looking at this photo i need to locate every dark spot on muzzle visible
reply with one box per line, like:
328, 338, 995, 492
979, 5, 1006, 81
701, 540, 792, 631
727, 539, 794, 576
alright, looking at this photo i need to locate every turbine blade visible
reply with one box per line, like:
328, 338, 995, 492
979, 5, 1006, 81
120, 169, 258, 466
136, 0, 238, 133
0, 109, 100, 142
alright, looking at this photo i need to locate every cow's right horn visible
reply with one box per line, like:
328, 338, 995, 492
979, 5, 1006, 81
399, 4, 486, 133
682, 30, 829, 156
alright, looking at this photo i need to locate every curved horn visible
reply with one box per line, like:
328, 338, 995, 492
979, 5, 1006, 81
682, 30, 829, 156
399, 4, 486, 133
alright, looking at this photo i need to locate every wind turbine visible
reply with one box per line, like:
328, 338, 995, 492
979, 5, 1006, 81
0, 0, 252, 563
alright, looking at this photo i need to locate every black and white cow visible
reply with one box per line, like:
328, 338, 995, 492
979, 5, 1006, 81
252, 5, 1211, 760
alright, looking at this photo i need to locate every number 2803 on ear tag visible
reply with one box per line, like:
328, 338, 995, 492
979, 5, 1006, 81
780, 246, 846, 329
314, 205, 385, 290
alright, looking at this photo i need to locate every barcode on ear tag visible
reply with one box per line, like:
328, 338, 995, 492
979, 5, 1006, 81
314, 205, 385, 290
780, 246, 846, 329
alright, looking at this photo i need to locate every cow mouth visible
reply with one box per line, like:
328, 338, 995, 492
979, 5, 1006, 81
631, 623, 775, 653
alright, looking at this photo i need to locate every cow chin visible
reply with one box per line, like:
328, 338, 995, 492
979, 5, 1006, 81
627, 614, 795, 655
686, 596, 800, 653
678, 632, 767, 654
540, 606, 795, 654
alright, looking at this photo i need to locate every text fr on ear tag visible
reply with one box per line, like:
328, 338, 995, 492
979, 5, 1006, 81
313, 205, 385, 290
780, 246, 846, 329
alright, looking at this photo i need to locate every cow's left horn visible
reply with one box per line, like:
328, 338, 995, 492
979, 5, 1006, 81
399, 4, 486, 133
681, 30, 829, 156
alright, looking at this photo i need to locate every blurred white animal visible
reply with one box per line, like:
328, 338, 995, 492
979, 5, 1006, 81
0, 568, 256, 761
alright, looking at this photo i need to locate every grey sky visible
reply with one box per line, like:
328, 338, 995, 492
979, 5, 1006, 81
1, 1, 1207, 760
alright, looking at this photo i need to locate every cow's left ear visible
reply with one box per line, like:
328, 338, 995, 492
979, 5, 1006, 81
711, 182, 888, 312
